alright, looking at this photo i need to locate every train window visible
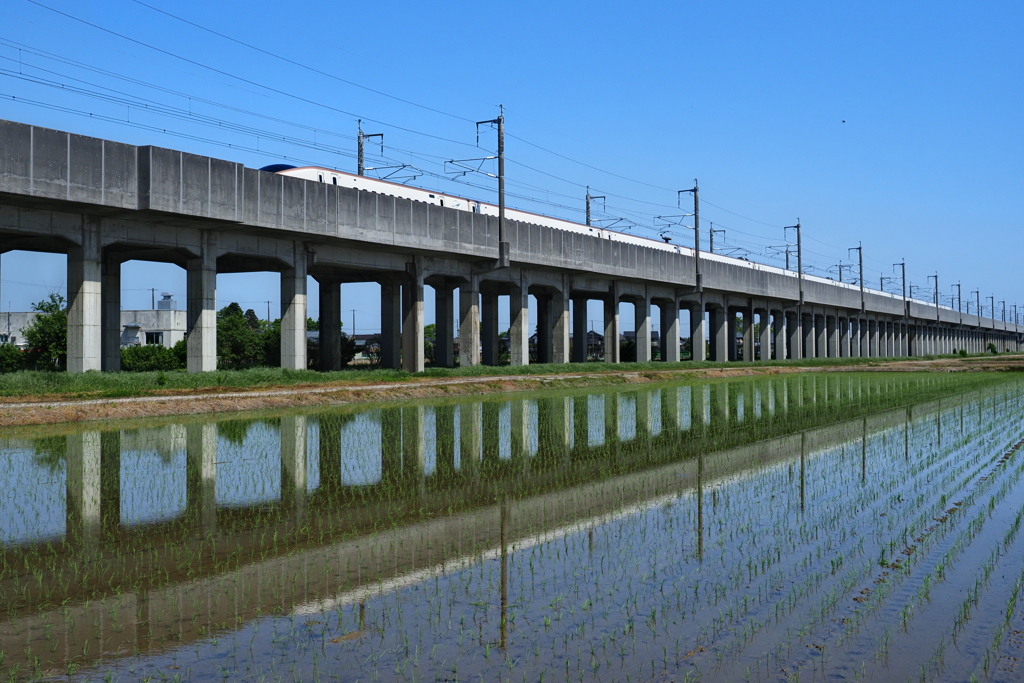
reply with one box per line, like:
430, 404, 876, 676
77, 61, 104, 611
429, 194, 435, 198
472, 205, 479, 213
332, 177, 337, 185
318, 174, 323, 182
440, 199, 444, 207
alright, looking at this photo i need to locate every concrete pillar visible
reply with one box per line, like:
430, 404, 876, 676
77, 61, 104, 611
380, 280, 402, 369
552, 288, 570, 364
509, 283, 529, 366
101, 255, 121, 372
572, 297, 588, 363
803, 314, 816, 359
710, 308, 728, 361
66, 431, 101, 545
459, 281, 480, 367
772, 311, 786, 360
536, 294, 552, 363
318, 278, 341, 371
481, 292, 499, 366
67, 218, 103, 373
838, 318, 849, 357
604, 293, 620, 363
280, 248, 308, 371
860, 319, 870, 357
827, 315, 839, 357
690, 303, 707, 361
402, 274, 424, 372
908, 324, 919, 356
186, 422, 217, 531
186, 233, 217, 372
662, 301, 681, 362
869, 320, 879, 357
727, 309, 739, 361
434, 284, 455, 368
786, 311, 800, 359
815, 315, 827, 358
741, 308, 754, 362
634, 297, 652, 362
758, 311, 771, 361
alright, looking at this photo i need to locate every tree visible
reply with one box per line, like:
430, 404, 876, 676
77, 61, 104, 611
22, 293, 68, 371
0, 343, 25, 373
423, 323, 436, 365
217, 302, 263, 369
244, 308, 261, 330
306, 317, 319, 331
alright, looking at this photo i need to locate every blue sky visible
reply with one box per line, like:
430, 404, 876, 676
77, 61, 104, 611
2, 0, 1022, 331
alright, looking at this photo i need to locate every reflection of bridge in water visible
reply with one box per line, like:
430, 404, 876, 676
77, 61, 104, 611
0, 373, 989, 675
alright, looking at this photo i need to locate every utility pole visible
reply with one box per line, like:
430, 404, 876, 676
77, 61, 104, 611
928, 273, 939, 322
709, 223, 724, 254
848, 241, 863, 311
477, 106, 509, 268
1000, 300, 1006, 328
585, 187, 605, 227
350, 309, 357, 336
266, 300, 272, 322
989, 295, 996, 329
357, 120, 383, 177
785, 220, 802, 305
678, 181, 701, 291
151, 288, 156, 309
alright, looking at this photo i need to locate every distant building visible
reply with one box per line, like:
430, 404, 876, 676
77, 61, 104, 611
0, 292, 186, 348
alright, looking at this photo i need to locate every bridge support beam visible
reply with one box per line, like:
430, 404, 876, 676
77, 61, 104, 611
757, 309, 771, 361
434, 283, 455, 368
710, 308, 728, 362
572, 297, 589, 363
634, 296, 652, 363
604, 292, 620, 363
741, 307, 754, 362
280, 266, 307, 371
786, 311, 799, 359
101, 254, 121, 372
661, 300, 680, 362
509, 282, 529, 366
827, 315, 838, 358
481, 292, 499, 366
802, 314, 815, 359
402, 273, 424, 372
318, 278, 341, 371
186, 233, 217, 373
772, 310, 786, 360
689, 303, 707, 361
815, 314, 827, 358
67, 219, 102, 373
552, 288, 570, 364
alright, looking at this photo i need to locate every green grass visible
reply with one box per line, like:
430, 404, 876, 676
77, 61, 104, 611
0, 352, 1009, 400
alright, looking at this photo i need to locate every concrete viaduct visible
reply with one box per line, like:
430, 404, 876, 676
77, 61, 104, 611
0, 119, 1019, 373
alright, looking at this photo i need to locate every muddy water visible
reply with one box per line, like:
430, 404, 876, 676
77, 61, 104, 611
3, 372, 1024, 681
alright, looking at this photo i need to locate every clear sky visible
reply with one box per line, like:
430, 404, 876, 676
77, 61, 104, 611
2, 0, 1022, 332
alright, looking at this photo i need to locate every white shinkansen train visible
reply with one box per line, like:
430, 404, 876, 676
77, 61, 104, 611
261, 164, 934, 309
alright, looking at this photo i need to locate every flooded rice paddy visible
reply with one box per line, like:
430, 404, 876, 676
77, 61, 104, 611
3, 372, 1024, 681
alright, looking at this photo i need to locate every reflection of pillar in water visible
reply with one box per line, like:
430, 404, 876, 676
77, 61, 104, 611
186, 422, 217, 532
800, 432, 806, 513
572, 396, 588, 451
402, 406, 426, 495
538, 396, 571, 462
101, 430, 121, 533
459, 402, 483, 476
905, 406, 911, 462
936, 408, 942, 446
435, 405, 457, 478
635, 390, 653, 438
661, 387, 682, 432
318, 416, 342, 494
381, 407, 403, 482
691, 384, 710, 428
66, 431, 102, 547
500, 498, 509, 651
604, 392, 621, 455
280, 416, 307, 516
714, 383, 730, 426
696, 450, 704, 562
482, 401, 501, 463
509, 399, 531, 468
861, 417, 867, 484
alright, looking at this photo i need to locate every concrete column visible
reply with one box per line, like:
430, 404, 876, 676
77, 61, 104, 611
101, 255, 121, 372
663, 301, 681, 362
66, 431, 101, 545
434, 284, 455, 368
908, 324, 919, 356
634, 297, 652, 362
280, 415, 307, 516
572, 297, 589, 363
536, 294, 552, 363
690, 303, 707, 361
827, 316, 838, 357
815, 315, 827, 358
186, 422, 217, 531
604, 294, 620, 363
803, 314, 816, 359
67, 218, 102, 373
318, 278, 341, 371
380, 280, 402, 369
786, 311, 800, 359
758, 311, 771, 361
741, 308, 754, 362
402, 274, 424, 373
860, 319, 870, 357
280, 247, 308, 371
459, 281, 480, 367
773, 311, 787, 360
709, 308, 728, 362
727, 309, 739, 361
869, 320, 879, 357
481, 292, 499, 366
186, 232, 217, 373
509, 283, 529, 366
839, 318, 850, 357
552, 288, 570, 364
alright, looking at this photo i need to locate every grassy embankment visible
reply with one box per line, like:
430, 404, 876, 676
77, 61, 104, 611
0, 352, 1011, 402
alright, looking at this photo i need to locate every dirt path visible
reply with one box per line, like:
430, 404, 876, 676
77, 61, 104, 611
1, 356, 1021, 428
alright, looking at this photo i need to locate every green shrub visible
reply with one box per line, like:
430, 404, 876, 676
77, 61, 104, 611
959, 349, 968, 357
0, 344, 25, 373
121, 344, 185, 372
